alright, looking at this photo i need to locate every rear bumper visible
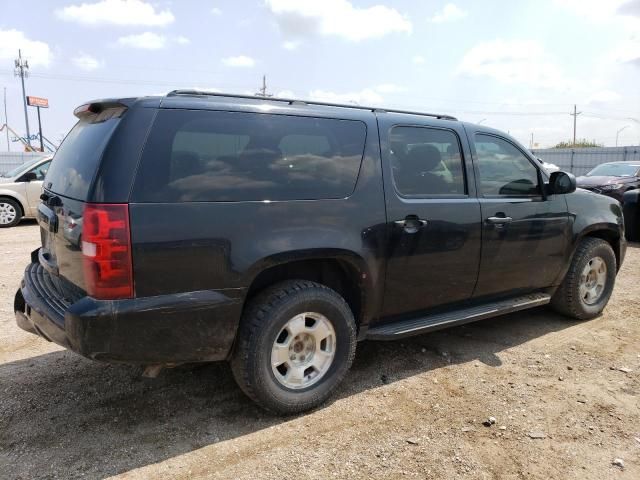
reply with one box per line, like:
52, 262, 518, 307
15, 258, 245, 364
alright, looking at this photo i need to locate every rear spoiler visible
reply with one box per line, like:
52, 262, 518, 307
73, 102, 128, 122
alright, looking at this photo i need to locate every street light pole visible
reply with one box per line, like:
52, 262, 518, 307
2, 87, 9, 152
615, 125, 629, 147
14, 50, 31, 149
478, 118, 487, 124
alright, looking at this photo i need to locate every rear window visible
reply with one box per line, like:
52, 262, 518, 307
131, 109, 367, 202
45, 110, 123, 200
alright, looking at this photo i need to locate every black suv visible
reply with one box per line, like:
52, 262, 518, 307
15, 92, 626, 414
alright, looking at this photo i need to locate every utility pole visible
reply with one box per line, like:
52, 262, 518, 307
530, 132, 534, 149
570, 104, 582, 146
3, 87, 9, 152
255, 75, 272, 97
14, 50, 31, 149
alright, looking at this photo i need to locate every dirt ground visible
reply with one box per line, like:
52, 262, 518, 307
0, 220, 638, 480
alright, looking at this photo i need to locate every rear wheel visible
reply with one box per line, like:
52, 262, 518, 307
231, 280, 356, 414
0, 198, 21, 228
551, 237, 616, 320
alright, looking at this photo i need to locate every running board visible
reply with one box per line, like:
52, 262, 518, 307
367, 293, 551, 340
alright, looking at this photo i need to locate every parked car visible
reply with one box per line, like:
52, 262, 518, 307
15, 92, 626, 414
576, 161, 640, 203
0, 156, 52, 227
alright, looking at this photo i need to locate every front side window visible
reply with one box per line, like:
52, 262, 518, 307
389, 126, 466, 196
132, 110, 367, 202
475, 134, 541, 196
29, 161, 51, 181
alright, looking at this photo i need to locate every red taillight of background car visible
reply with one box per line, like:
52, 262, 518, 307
82, 203, 133, 300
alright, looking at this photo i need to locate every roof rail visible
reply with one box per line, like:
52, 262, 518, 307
166, 89, 457, 121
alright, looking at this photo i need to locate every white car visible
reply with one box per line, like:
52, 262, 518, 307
0, 156, 52, 227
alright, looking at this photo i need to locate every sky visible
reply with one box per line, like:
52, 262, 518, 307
1, 0, 639, 151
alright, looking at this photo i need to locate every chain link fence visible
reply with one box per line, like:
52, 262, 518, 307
531, 146, 640, 177
0, 152, 50, 175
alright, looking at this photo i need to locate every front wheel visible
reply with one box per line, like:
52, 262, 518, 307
0, 198, 22, 228
551, 237, 616, 320
231, 280, 356, 414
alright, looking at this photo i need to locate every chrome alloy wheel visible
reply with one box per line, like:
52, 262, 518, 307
0, 202, 17, 225
579, 256, 607, 305
271, 312, 336, 390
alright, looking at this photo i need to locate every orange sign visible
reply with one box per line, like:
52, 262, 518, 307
27, 96, 49, 108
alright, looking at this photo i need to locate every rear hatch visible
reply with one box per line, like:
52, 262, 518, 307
38, 102, 130, 300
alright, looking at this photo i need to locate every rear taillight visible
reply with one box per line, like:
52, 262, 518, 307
82, 203, 133, 300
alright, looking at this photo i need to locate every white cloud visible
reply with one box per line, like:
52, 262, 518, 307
211, 7, 222, 15
608, 37, 640, 65
276, 90, 296, 97
283, 40, 300, 50
309, 88, 384, 105
72, 53, 103, 70
618, 0, 640, 18
0, 29, 52, 67
412, 55, 425, 65
587, 90, 622, 103
222, 55, 255, 67
375, 83, 405, 93
265, 0, 412, 41
56, 0, 174, 27
429, 3, 468, 23
553, 0, 638, 23
457, 39, 572, 90
117, 32, 166, 49
116, 32, 189, 49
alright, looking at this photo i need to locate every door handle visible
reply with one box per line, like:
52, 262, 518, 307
394, 215, 428, 233
486, 216, 513, 225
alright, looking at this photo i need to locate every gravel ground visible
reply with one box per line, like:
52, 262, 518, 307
0, 221, 639, 480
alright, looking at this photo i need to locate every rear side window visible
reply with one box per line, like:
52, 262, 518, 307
45, 110, 123, 200
131, 110, 367, 202
389, 126, 466, 196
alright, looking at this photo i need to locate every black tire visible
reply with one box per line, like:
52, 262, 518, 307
230, 280, 357, 414
0, 198, 22, 228
551, 237, 616, 320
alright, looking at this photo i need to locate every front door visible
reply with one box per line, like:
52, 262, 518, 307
379, 118, 482, 319
25, 160, 50, 216
469, 132, 570, 298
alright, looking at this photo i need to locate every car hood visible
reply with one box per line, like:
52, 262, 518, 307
0, 177, 16, 184
576, 176, 636, 186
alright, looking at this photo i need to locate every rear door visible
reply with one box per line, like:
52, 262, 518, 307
469, 131, 570, 297
378, 115, 482, 319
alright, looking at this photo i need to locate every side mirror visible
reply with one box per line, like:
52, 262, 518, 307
548, 171, 576, 195
18, 172, 38, 182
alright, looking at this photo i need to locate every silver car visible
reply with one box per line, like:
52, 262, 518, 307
0, 157, 52, 227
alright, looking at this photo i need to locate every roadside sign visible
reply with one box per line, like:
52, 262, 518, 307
26, 96, 49, 108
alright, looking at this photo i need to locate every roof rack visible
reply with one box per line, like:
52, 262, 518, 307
166, 89, 457, 121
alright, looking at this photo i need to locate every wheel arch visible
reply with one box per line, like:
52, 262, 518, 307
244, 250, 374, 335
577, 225, 622, 271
